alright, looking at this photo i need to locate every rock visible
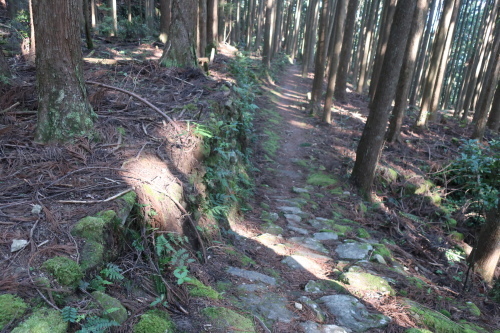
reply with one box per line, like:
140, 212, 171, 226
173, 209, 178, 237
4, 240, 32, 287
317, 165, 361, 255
281, 255, 325, 272
294, 249, 332, 260
278, 206, 303, 215
288, 225, 310, 235
304, 280, 347, 294
308, 217, 334, 229
290, 237, 329, 253
285, 213, 302, 224
227, 267, 277, 285
91, 291, 128, 324
297, 296, 327, 322
261, 222, 283, 235
373, 254, 387, 265
261, 211, 279, 222
300, 321, 350, 333
319, 295, 391, 332
236, 284, 296, 325
292, 187, 309, 193
335, 241, 373, 260
341, 272, 395, 296
295, 302, 303, 310
276, 199, 302, 207
313, 232, 339, 241
31, 204, 42, 215
11, 239, 28, 252
202, 307, 255, 333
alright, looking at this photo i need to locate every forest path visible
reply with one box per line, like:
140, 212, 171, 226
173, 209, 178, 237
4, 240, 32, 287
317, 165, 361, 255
217, 63, 395, 332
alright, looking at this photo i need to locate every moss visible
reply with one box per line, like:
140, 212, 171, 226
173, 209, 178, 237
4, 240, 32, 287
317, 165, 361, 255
415, 180, 435, 195
133, 309, 175, 333
373, 244, 392, 258
80, 239, 105, 271
186, 278, 221, 299
307, 173, 337, 187
261, 222, 283, 235
342, 272, 395, 296
42, 256, 83, 288
216, 281, 233, 292
330, 224, 352, 237
357, 228, 370, 238
202, 307, 255, 333
0, 294, 27, 330
91, 291, 127, 324
407, 277, 428, 290
72, 211, 117, 241
260, 202, 270, 210
294, 159, 310, 168
426, 193, 442, 206
12, 308, 67, 333
405, 329, 433, 333
262, 129, 280, 155
450, 231, 464, 241
300, 192, 311, 200
464, 302, 481, 317
446, 218, 457, 228
241, 255, 257, 266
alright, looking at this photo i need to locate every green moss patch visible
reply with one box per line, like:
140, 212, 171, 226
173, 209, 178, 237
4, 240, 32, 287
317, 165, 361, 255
357, 228, 370, 238
307, 173, 337, 187
42, 256, 83, 288
202, 307, 255, 333
342, 272, 395, 296
262, 129, 280, 155
186, 278, 221, 299
91, 291, 128, 324
373, 244, 392, 259
133, 309, 175, 333
0, 294, 27, 330
12, 308, 67, 333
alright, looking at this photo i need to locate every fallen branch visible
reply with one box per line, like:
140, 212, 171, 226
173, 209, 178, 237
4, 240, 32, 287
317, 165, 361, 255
86, 80, 181, 133
56, 188, 133, 204
0, 102, 20, 114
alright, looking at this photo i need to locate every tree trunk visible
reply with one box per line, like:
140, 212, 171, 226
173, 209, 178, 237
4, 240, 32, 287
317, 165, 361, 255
289, 0, 304, 62
110, 0, 118, 36
356, 0, 380, 93
91, 0, 96, 27
310, 0, 331, 114
0, 45, 11, 80
160, 0, 197, 68
471, 16, 500, 140
333, 0, 359, 102
469, 194, 500, 284
83, 0, 94, 49
486, 83, 500, 131
245, 0, 256, 50
272, 0, 284, 57
322, 0, 348, 123
33, 0, 94, 143
207, 0, 218, 47
301, 0, 320, 77
387, 0, 429, 143
262, 0, 274, 69
160, 0, 172, 43
368, 0, 397, 105
416, 0, 460, 127
199, 0, 208, 56
350, 0, 416, 198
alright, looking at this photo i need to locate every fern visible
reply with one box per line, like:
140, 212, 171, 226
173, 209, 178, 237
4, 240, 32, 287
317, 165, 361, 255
100, 263, 124, 281
61, 306, 78, 323
77, 316, 119, 333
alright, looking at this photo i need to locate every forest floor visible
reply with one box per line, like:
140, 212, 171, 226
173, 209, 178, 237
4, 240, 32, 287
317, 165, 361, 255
0, 40, 499, 332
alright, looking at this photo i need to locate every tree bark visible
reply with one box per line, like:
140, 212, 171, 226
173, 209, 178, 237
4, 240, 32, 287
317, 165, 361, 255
334, 0, 359, 102
83, 0, 94, 49
160, 0, 197, 68
356, 0, 380, 93
262, 0, 275, 69
160, 0, 172, 43
109, 0, 118, 36
350, 0, 416, 198
469, 194, 500, 284
301, 0, 320, 77
289, 0, 304, 62
33, 0, 94, 143
322, 0, 348, 123
199, 0, 208, 56
486, 83, 500, 131
387, 0, 429, 142
207, 0, 218, 47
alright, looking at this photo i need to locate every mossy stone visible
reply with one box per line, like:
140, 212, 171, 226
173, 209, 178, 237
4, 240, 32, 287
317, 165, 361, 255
42, 256, 83, 288
373, 244, 392, 259
0, 294, 27, 330
91, 291, 128, 324
342, 272, 395, 296
202, 307, 255, 333
450, 231, 464, 241
330, 225, 352, 237
357, 228, 370, 238
405, 329, 433, 333
12, 308, 67, 333
464, 302, 481, 317
307, 173, 337, 187
133, 309, 175, 333
186, 278, 221, 299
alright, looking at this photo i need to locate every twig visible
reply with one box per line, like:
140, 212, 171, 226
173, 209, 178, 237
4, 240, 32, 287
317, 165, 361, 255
253, 315, 271, 333
56, 188, 133, 204
0, 102, 20, 114
164, 74, 194, 86
86, 80, 181, 133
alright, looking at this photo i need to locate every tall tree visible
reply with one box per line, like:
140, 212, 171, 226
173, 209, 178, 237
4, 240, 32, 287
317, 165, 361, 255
262, 0, 275, 69
322, 0, 349, 123
387, 0, 429, 142
199, 0, 208, 56
289, 0, 304, 62
486, 84, 500, 131
207, 0, 218, 47
310, 0, 331, 114
301, 0, 320, 77
350, 0, 416, 197
159, 0, 197, 68
109, 0, 118, 36
160, 0, 172, 43
415, 0, 461, 128
334, 0, 359, 102
33, 0, 94, 142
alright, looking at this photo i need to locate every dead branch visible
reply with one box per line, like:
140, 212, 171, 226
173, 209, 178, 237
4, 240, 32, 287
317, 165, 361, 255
86, 80, 181, 132
56, 188, 133, 204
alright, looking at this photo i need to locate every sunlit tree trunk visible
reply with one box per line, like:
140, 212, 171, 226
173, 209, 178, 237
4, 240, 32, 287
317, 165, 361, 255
322, 0, 348, 123
91, 0, 96, 27
33, 0, 94, 143
351, 0, 416, 197
160, 0, 197, 68
109, 0, 118, 36
334, 0, 359, 102
262, 0, 275, 69
387, 0, 429, 143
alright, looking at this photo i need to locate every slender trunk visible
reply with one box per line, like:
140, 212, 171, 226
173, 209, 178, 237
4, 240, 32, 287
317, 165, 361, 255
263, 0, 274, 68
356, 0, 379, 93
254, 0, 265, 50
486, 83, 500, 131
91, 0, 96, 27
207, 0, 218, 47
199, 0, 207, 56
322, 0, 348, 123
387, 0, 429, 142
350, 0, 416, 197
110, 0, 117, 36
289, 0, 304, 61
160, 0, 172, 43
245, 0, 256, 50
302, 0, 320, 77
83, 0, 93, 49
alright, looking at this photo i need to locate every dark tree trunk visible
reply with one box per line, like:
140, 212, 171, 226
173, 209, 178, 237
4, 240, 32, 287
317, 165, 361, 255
33, 0, 94, 143
83, 0, 94, 49
334, 0, 360, 102
160, 0, 197, 68
160, 0, 172, 43
350, 0, 416, 198
199, 0, 207, 56
486, 83, 500, 131
387, 0, 429, 142
207, 0, 218, 47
